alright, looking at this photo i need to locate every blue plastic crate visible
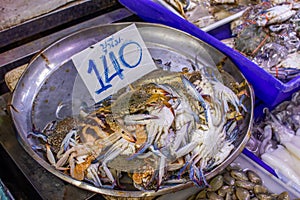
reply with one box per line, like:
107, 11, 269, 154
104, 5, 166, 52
119, 0, 300, 107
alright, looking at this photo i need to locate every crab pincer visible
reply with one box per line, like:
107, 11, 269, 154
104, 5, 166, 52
189, 163, 209, 188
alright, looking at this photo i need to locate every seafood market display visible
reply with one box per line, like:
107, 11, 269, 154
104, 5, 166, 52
28, 60, 250, 191
187, 162, 295, 200
155, 0, 260, 28
232, 2, 300, 82
247, 90, 300, 192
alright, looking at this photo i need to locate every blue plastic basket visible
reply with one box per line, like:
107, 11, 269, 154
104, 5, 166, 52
119, 0, 300, 107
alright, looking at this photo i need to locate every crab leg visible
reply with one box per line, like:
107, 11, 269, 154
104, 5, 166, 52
42, 120, 57, 132
92, 132, 128, 163
61, 129, 78, 151
86, 163, 102, 187
172, 122, 191, 151
46, 144, 56, 166
55, 146, 79, 169
27, 131, 47, 142
181, 75, 210, 122
129, 122, 160, 159
123, 114, 159, 125
148, 145, 167, 189
175, 141, 198, 159
100, 138, 132, 186
189, 162, 209, 188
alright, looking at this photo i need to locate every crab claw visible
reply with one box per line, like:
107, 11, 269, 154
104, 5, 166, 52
152, 87, 170, 96
121, 132, 136, 143
189, 163, 209, 188
143, 82, 171, 96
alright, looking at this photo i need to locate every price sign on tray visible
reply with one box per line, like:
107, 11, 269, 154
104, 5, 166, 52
72, 23, 157, 103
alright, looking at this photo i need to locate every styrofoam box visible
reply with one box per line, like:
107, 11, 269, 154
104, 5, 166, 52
119, 0, 300, 108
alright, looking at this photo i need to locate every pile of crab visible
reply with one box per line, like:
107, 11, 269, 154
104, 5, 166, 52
231, 1, 300, 82
28, 61, 249, 191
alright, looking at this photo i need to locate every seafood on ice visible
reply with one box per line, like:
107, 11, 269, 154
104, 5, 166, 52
232, 2, 300, 82
247, 90, 300, 192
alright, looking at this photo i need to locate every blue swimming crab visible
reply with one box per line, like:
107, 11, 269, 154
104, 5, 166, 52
28, 117, 80, 155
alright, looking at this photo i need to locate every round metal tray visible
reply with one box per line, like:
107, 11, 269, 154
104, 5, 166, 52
10, 22, 254, 198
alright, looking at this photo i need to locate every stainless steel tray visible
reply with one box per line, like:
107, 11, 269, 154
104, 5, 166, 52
9, 22, 254, 198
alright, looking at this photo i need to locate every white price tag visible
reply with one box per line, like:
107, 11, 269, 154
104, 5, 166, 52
72, 23, 157, 103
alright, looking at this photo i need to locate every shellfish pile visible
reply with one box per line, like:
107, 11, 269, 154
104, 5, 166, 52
188, 163, 294, 200
28, 59, 250, 191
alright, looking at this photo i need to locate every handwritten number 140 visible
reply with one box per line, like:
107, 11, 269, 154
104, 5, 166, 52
87, 41, 142, 94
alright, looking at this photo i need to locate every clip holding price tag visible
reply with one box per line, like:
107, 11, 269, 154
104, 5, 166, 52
72, 23, 157, 103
